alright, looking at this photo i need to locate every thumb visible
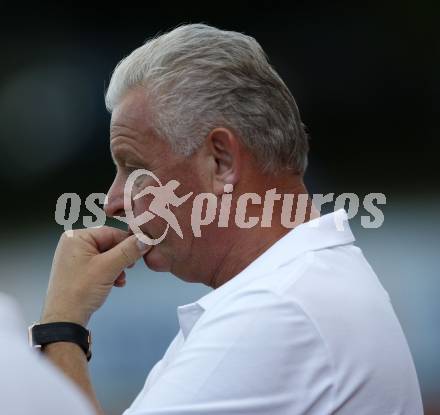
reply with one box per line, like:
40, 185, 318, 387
98, 234, 151, 277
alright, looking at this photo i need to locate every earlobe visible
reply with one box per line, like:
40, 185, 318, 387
208, 128, 241, 195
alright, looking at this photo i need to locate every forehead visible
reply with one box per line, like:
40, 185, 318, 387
110, 88, 153, 136
109, 88, 176, 166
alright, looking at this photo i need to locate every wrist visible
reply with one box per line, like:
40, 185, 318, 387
29, 321, 92, 361
40, 310, 89, 327
43, 340, 88, 359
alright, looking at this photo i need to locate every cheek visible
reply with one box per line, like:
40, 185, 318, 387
132, 196, 168, 237
169, 201, 192, 233
170, 179, 204, 232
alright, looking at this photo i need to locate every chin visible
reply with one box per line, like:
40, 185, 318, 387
143, 247, 171, 272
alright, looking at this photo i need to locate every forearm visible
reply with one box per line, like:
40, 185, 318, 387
39, 229, 149, 415
43, 342, 103, 415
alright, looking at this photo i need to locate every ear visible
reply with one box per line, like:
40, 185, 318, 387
206, 128, 241, 196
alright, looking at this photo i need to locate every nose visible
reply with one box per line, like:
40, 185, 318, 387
104, 176, 125, 219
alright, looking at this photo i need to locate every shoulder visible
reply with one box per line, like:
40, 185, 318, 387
190, 261, 331, 359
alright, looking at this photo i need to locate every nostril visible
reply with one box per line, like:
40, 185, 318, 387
104, 199, 124, 218
104, 192, 125, 218
105, 204, 125, 218
113, 208, 125, 218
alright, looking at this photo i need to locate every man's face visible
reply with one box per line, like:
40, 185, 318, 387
105, 88, 209, 281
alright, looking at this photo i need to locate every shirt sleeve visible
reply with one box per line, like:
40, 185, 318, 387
125, 289, 334, 415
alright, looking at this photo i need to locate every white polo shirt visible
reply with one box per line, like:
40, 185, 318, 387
125, 209, 423, 414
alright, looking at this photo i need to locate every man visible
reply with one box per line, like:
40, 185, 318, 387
37, 24, 423, 414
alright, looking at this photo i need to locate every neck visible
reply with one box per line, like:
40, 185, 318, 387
208, 181, 316, 289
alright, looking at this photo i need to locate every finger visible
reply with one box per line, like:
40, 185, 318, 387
97, 234, 151, 278
85, 226, 130, 252
114, 280, 126, 288
114, 272, 126, 287
114, 271, 126, 284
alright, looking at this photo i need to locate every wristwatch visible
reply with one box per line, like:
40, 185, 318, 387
28, 322, 92, 361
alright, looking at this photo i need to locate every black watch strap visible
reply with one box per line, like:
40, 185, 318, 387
29, 322, 92, 361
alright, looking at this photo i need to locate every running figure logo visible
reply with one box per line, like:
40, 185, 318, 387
133, 179, 192, 238
121, 169, 192, 245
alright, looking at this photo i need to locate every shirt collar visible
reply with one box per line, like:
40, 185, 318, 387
177, 209, 355, 339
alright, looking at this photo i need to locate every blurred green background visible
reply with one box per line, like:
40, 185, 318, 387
0, 3, 438, 414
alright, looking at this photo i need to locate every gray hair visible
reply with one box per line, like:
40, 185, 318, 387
105, 23, 309, 174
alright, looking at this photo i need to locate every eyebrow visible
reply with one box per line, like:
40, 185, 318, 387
110, 137, 132, 164
109, 122, 152, 168
110, 147, 148, 170
111, 153, 122, 168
